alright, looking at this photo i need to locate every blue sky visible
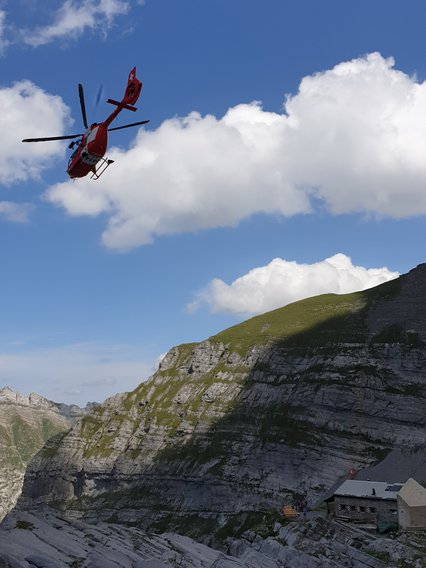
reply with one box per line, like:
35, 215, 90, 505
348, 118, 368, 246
1, 0, 426, 405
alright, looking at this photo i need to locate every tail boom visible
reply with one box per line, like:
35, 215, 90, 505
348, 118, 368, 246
103, 67, 143, 127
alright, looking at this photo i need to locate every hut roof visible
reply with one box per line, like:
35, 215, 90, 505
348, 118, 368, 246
331, 480, 403, 501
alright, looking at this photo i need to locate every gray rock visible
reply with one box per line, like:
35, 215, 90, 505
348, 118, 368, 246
0, 511, 278, 567
0, 388, 92, 521
8, 265, 426, 552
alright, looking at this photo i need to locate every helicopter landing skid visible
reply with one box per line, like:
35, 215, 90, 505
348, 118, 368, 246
91, 157, 115, 180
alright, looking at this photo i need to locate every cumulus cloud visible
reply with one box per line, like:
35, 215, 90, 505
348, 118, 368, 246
46, 53, 426, 250
0, 201, 34, 222
47, 106, 311, 249
188, 254, 399, 316
21, 0, 129, 47
0, 80, 71, 184
0, 342, 153, 406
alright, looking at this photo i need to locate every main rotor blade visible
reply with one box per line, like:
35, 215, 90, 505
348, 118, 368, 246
95, 84, 104, 107
78, 83, 88, 129
22, 134, 83, 142
108, 120, 150, 132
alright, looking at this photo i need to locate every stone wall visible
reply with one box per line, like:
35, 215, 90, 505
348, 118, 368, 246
334, 495, 398, 523
398, 496, 426, 529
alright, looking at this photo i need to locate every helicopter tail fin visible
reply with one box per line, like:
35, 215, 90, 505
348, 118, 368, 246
104, 67, 144, 127
123, 67, 142, 107
107, 67, 142, 111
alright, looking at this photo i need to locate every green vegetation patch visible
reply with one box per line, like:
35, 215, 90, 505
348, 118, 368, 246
15, 520, 34, 530
11, 415, 42, 463
174, 343, 198, 367
371, 324, 424, 347
80, 412, 131, 458
216, 509, 283, 542
39, 431, 69, 459
69, 560, 85, 568
84, 435, 115, 459
149, 508, 283, 544
0, 423, 12, 446
211, 292, 367, 357
80, 415, 103, 439
155, 431, 230, 469
41, 418, 61, 441
366, 549, 391, 564
259, 404, 317, 447
149, 513, 218, 539
210, 276, 403, 357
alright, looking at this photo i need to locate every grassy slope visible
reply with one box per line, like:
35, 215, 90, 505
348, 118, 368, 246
0, 411, 69, 468
0, 408, 71, 519
211, 276, 402, 355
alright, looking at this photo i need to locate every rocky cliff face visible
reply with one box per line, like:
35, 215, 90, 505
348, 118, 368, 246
0, 387, 90, 520
16, 264, 426, 541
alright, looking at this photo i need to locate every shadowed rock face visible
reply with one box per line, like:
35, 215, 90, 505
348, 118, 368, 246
16, 264, 426, 539
0, 388, 92, 521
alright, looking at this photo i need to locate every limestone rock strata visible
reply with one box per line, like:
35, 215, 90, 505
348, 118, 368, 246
1, 511, 424, 567
0, 511, 266, 568
17, 265, 426, 539
0, 388, 90, 520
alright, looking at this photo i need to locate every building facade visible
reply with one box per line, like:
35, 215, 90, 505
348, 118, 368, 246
328, 480, 401, 524
397, 478, 426, 530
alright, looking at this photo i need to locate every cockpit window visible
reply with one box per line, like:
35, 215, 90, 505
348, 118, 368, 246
68, 146, 80, 166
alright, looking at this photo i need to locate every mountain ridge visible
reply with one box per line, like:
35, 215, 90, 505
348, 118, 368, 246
0, 386, 96, 416
0, 387, 92, 521
13, 263, 426, 543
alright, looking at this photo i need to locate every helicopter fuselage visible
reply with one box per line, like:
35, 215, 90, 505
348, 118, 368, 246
22, 67, 148, 180
68, 123, 108, 178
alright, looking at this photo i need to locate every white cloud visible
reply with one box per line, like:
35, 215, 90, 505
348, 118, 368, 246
0, 80, 71, 184
0, 201, 34, 222
0, 342, 153, 406
47, 107, 311, 249
45, 53, 426, 250
21, 0, 129, 47
0, 10, 9, 54
188, 254, 399, 316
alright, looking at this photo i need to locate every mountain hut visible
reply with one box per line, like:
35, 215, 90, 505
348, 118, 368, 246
397, 478, 426, 530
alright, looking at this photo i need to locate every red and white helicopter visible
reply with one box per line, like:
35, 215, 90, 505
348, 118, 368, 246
22, 67, 149, 180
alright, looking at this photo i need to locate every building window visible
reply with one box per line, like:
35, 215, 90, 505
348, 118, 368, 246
360, 506, 365, 512
349, 505, 356, 511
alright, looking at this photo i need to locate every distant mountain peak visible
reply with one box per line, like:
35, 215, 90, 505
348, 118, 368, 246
0, 386, 94, 417
0, 387, 54, 410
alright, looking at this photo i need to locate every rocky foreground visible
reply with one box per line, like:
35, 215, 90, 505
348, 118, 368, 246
0, 510, 425, 567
